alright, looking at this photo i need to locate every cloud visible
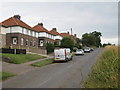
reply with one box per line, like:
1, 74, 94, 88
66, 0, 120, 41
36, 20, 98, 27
101, 37, 118, 45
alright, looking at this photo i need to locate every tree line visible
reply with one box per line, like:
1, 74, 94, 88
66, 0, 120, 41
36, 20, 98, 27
46, 31, 102, 54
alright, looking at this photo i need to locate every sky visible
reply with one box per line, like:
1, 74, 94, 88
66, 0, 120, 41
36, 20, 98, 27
0, 0, 118, 45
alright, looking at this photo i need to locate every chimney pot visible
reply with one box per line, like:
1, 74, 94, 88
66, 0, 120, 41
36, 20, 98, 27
52, 28, 57, 31
13, 15, 21, 20
38, 23, 43, 27
74, 34, 77, 37
67, 32, 69, 34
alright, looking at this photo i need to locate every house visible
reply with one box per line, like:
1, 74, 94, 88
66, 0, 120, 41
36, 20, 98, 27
32, 23, 55, 47
60, 32, 77, 44
0, 15, 47, 54
50, 28, 63, 45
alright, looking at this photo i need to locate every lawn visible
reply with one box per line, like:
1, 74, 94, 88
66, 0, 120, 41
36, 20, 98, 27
31, 58, 54, 67
2, 53, 46, 64
84, 46, 118, 88
0, 72, 16, 81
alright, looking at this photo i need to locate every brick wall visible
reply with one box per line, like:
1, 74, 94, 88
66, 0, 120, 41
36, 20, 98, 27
6, 33, 47, 55
0, 34, 6, 48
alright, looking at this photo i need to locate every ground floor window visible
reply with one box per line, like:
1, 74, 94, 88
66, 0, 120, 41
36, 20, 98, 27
26, 39, 28, 46
12, 38, 17, 44
30, 41, 33, 46
33, 41, 36, 47
21, 38, 24, 45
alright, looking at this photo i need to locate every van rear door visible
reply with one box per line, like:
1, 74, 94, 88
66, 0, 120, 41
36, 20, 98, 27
54, 49, 66, 61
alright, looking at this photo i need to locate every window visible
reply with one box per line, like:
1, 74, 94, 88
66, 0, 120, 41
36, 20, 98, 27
26, 29, 29, 34
21, 38, 24, 45
12, 38, 17, 44
34, 32, 36, 37
30, 41, 33, 46
26, 39, 28, 46
33, 41, 36, 47
22, 27, 24, 34
30, 31, 32, 36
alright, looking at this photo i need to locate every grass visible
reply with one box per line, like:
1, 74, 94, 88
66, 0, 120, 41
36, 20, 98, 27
84, 46, 118, 88
31, 58, 54, 67
2, 53, 46, 64
0, 72, 16, 81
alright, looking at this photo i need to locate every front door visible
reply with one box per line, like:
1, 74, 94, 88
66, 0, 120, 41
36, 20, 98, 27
40, 40, 44, 46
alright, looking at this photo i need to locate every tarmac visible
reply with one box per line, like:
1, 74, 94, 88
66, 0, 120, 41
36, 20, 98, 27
2, 56, 53, 75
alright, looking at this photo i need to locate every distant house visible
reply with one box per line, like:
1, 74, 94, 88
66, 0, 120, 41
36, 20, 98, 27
60, 32, 78, 43
49, 28, 63, 45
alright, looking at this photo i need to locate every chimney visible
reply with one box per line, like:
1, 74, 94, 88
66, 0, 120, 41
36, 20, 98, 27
74, 34, 77, 37
13, 15, 21, 20
67, 32, 69, 34
52, 28, 57, 31
38, 23, 43, 27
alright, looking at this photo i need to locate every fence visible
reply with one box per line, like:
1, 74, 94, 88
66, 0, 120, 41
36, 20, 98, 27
1, 48, 26, 54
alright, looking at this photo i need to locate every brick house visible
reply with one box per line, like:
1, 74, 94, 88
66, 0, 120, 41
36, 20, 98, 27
0, 15, 47, 54
32, 23, 55, 48
49, 28, 62, 45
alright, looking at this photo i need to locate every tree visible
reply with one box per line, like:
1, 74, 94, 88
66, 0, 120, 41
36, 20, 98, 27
103, 42, 112, 47
61, 37, 74, 50
82, 31, 102, 47
46, 43, 54, 54
54, 41, 60, 47
74, 38, 82, 49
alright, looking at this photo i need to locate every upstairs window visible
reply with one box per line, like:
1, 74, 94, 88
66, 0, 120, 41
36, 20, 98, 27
30, 31, 32, 36
12, 38, 17, 44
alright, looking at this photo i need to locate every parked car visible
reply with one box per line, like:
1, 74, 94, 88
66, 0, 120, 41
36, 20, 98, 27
90, 48, 94, 51
54, 48, 72, 62
84, 47, 91, 53
75, 49, 84, 55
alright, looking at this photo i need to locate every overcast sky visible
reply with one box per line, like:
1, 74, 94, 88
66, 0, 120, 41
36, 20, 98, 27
0, 1, 118, 45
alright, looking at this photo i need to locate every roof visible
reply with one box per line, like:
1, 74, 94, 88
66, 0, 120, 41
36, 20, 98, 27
0, 22, 8, 27
33, 25, 51, 33
60, 33, 78, 39
49, 38, 55, 42
1, 17, 32, 30
50, 29, 60, 36
60, 33, 71, 37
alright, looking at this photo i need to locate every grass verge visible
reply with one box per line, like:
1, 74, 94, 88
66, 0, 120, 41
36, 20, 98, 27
84, 46, 118, 88
31, 58, 54, 67
0, 72, 16, 81
2, 53, 46, 64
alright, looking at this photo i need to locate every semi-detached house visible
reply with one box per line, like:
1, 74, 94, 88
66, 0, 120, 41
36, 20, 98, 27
0, 15, 78, 55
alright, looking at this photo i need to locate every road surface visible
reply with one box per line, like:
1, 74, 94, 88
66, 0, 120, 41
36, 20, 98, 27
3, 48, 103, 88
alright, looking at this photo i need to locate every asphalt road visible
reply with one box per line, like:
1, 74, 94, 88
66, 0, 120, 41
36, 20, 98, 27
3, 48, 103, 88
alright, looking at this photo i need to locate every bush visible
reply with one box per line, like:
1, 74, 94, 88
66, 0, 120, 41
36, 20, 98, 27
46, 43, 54, 54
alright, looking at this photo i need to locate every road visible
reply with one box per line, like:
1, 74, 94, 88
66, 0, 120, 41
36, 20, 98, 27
3, 48, 103, 88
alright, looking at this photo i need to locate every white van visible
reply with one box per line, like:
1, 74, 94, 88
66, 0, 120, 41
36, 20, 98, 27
54, 48, 72, 62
